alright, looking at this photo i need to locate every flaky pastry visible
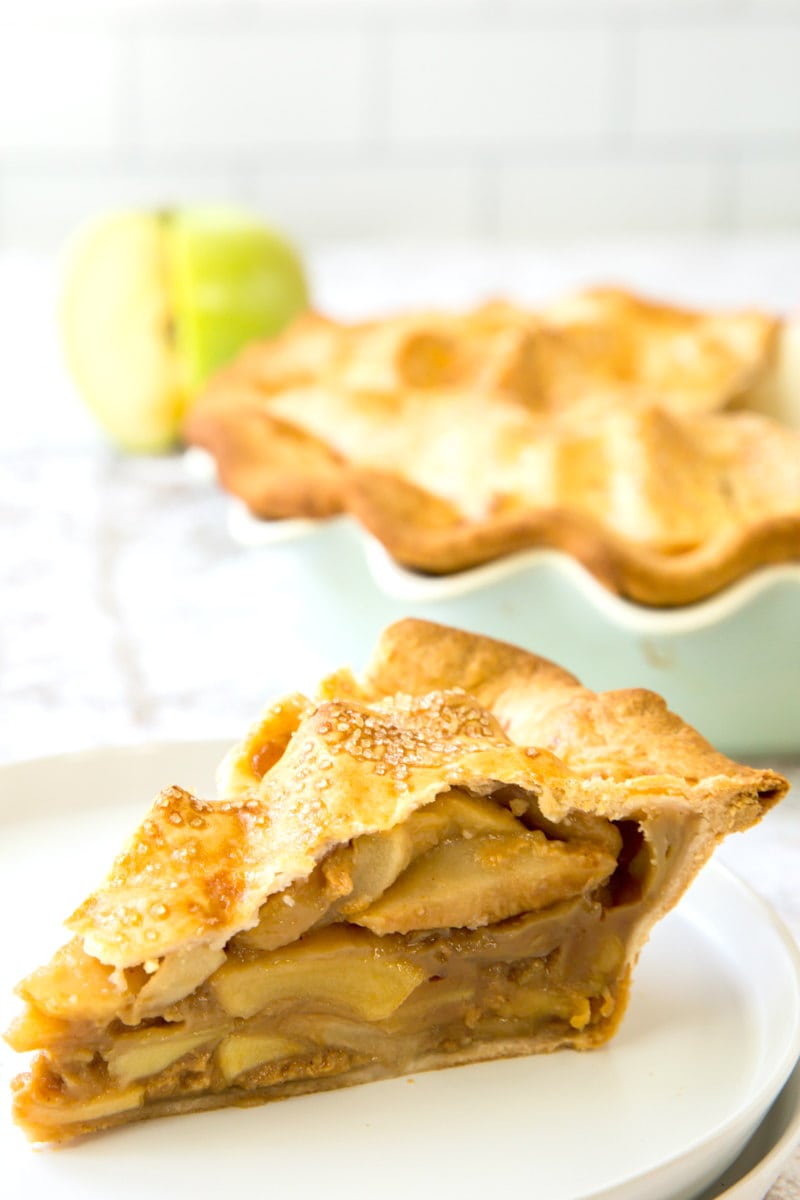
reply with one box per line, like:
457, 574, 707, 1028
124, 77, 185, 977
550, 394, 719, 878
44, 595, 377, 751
6, 620, 787, 1143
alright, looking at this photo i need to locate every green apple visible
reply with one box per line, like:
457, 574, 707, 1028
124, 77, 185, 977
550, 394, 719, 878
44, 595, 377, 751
60, 206, 308, 453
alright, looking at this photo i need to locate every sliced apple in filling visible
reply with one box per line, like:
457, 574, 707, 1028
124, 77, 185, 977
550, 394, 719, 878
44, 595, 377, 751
217, 1034, 307, 1085
107, 1027, 221, 1090
211, 926, 426, 1021
5, 619, 786, 1144
354, 827, 617, 934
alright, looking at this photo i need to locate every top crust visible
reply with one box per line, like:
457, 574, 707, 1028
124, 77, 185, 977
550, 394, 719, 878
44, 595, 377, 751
66, 620, 787, 970
183, 291, 800, 605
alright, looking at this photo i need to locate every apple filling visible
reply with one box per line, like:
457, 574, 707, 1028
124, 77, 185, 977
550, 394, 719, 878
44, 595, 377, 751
7, 786, 675, 1142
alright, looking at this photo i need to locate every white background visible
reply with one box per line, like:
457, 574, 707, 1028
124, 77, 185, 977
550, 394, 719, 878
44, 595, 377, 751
1, 0, 800, 250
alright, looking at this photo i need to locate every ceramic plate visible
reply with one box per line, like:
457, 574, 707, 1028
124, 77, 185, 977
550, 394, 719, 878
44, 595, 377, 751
699, 1057, 800, 1200
1, 743, 799, 1200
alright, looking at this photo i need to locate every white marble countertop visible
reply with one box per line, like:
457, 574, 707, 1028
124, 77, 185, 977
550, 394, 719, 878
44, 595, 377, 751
1, 240, 799, 1196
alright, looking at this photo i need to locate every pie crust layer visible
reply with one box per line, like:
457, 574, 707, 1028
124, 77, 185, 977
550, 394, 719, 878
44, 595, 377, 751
183, 289, 800, 605
6, 620, 788, 1143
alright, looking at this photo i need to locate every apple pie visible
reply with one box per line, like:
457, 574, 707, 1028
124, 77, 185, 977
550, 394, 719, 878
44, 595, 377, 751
7, 620, 788, 1143
183, 289, 800, 605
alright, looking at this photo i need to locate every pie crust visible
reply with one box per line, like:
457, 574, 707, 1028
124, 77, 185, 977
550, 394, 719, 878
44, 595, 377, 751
6, 620, 788, 1143
183, 290, 800, 605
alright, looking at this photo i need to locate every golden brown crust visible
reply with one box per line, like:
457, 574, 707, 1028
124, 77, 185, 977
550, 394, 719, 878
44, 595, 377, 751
65, 620, 786, 971
363, 620, 784, 804
210, 292, 780, 415
183, 292, 799, 606
345, 412, 800, 604
540, 287, 779, 413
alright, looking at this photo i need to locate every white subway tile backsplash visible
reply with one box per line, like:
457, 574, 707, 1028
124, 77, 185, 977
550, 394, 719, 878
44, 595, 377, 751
1, 3, 800, 250
0, 31, 120, 154
387, 27, 617, 147
1, 170, 249, 252
736, 159, 800, 228
134, 30, 371, 153
496, 159, 721, 237
253, 163, 484, 241
633, 23, 800, 141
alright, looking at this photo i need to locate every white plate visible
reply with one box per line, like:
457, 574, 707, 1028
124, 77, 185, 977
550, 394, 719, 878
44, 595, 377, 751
1, 742, 799, 1200
699, 1058, 800, 1200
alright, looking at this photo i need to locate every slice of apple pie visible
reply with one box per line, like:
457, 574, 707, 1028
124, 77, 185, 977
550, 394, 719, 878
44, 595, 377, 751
7, 620, 788, 1144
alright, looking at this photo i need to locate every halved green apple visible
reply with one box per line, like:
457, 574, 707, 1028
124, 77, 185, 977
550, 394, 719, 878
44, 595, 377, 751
60, 207, 308, 453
